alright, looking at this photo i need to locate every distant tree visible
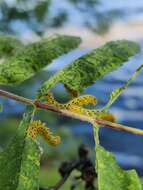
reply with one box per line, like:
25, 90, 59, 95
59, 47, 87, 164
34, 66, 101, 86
0, 0, 123, 36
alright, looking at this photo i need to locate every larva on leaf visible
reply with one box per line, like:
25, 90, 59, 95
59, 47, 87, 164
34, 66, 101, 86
28, 120, 61, 146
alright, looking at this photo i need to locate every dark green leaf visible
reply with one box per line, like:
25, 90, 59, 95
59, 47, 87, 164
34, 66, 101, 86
0, 35, 23, 58
0, 35, 81, 85
38, 40, 140, 99
0, 107, 41, 190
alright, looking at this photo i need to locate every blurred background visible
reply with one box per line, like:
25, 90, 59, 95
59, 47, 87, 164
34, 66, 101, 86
0, 0, 143, 189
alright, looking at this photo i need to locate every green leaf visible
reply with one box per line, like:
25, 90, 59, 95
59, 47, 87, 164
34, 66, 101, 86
0, 35, 23, 58
38, 40, 140, 99
0, 107, 41, 190
93, 126, 142, 190
96, 146, 142, 190
104, 64, 143, 110
0, 35, 81, 85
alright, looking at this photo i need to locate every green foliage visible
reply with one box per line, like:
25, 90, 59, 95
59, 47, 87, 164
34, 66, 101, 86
0, 35, 23, 58
92, 62, 143, 190
0, 35, 142, 190
96, 146, 142, 190
0, 0, 123, 35
0, 35, 81, 85
38, 40, 140, 99
94, 126, 142, 190
93, 63, 143, 190
0, 107, 41, 190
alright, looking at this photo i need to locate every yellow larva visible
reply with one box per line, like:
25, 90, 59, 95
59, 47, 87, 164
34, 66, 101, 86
28, 120, 61, 146
68, 105, 116, 122
46, 92, 63, 108
46, 92, 116, 122
67, 94, 97, 107
46, 92, 97, 108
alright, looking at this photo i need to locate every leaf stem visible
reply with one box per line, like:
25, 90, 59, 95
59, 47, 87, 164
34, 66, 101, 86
1, 89, 143, 136
104, 64, 143, 110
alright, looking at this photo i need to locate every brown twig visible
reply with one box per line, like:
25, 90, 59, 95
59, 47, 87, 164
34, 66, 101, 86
1, 89, 143, 136
94, 118, 143, 135
0, 89, 34, 105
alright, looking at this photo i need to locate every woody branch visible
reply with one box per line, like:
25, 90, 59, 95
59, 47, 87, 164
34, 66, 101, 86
1, 89, 143, 136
